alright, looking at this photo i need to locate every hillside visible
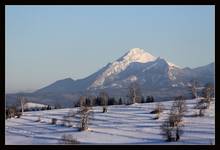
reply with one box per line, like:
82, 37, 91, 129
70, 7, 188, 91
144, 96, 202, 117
5, 98, 215, 145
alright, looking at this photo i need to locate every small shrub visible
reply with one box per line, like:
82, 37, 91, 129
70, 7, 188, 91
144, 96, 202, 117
150, 103, 164, 114
35, 116, 41, 122
103, 106, 107, 113
153, 113, 160, 120
161, 120, 176, 142
59, 134, 80, 144
150, 110, 159, 114
191, 109, 205, 117
161, 97, 186, 142
161, 115, 184, 142
191, 111, 199, 117
51, 118, 57, 124
199, 109, 205, 117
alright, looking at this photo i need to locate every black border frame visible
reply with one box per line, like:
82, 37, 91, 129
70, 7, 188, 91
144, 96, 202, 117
1, 0, 218, 150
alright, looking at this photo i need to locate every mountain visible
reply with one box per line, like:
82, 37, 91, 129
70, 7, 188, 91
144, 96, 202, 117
35, 48, 182, 93
36, 78, 75, 93
6, 48, 215, 107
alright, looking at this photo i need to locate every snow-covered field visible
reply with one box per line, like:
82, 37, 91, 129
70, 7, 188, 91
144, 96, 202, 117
5, 98, 215, 145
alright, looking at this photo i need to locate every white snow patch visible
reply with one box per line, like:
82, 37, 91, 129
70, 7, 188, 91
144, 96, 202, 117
6, 97, 214, 144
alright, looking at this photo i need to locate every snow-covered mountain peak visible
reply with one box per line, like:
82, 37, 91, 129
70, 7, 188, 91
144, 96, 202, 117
89, 48, 157, 88
119, 48, 156, 63
127, 48, 146, 54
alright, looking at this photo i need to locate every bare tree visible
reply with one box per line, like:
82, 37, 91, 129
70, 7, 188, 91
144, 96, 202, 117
154, 103, 164, 119
127, 82, 142, 104
6, 106, 17, 119
79, 105, 92, 131
151, 103, 164, 119
18, 96, 27, 115
161, 96, 186, 142
88, 95, 96, 106
202, 83, 214, 107
151, 103, 164, 114
189, 80, 198, 99
79, 96, 86, 107
195, 83, 214, 114
78, 96, 93, 131
172, 96, 187, 117
99, 91, 108, 113
161, 119, 175, 142
161, 112, 184, 142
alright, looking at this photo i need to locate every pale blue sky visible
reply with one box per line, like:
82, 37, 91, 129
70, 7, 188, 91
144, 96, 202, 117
6, 5, 215, 93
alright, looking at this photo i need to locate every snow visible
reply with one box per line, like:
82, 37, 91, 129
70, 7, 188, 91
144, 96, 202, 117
90, 48, 157, 88
167, 62, 179, 68
5, 98, 215, 145
24, 102, 48, 109
90, 48, 180, 89
119, 48, 156, 63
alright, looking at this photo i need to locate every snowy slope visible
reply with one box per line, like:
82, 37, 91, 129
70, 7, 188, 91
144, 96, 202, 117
88, 48, 179, 89
6, 98, 215, 145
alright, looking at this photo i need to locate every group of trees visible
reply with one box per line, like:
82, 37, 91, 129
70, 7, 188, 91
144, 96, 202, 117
127, 82, 154, 104
189, 80, 214, 99
187, 80, 214, 117
74, 85, 155, 108
6, 96, 26, 119
6, 96, 55, 119
194, 83, 214, 116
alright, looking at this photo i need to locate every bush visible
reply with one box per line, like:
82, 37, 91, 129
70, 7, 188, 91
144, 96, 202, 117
51, 118, 57, 124
153, 113, 160, 120
161, 114, 184, 142
35, 116, 41, 122
6, 106, 18, 119
161, 97, 186, 142
172, 96, 187, 117
194, 98, 208, 117
150, 103, 164, 114
103, 106, 107, 113
199, 109, 205, 117
161, 120, 176, 142
79, 105, 93, 131
16, 112, 22, 118
59, 134, 80, 144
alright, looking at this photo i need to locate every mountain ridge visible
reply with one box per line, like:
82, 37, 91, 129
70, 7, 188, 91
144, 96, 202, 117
6, 48, 215, 107
34, 48, 214, 94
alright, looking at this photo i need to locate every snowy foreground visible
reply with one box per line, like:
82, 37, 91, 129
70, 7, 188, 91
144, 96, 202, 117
5, 99, 215, 145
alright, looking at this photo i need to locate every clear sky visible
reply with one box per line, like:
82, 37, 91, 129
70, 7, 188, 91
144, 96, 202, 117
6, 5, 215, 93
